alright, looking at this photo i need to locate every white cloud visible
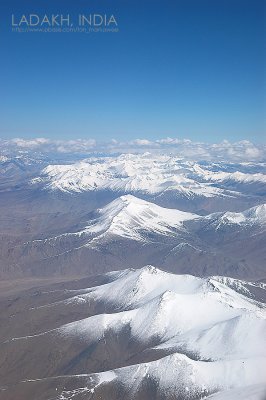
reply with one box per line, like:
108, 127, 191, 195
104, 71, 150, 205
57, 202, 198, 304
156, 137, 180, 144
131, 139, 154, 146
56, 139, 96, 153
11, 138, 51, 148
1, 136, 265, 162
5, 138, 96, 154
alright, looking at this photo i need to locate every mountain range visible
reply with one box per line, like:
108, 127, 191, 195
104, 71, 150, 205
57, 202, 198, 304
0, 151, 266, 400
2, 195, 265, 280
0, 266, 265, 400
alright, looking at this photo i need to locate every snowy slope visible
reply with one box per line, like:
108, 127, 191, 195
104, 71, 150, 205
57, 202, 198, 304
202, 204, 266, 230
92, 354, 266, 399
193, 167, 266, 185
206, 384, 266, 400
57, 353, 265, 400
31, 196, 266, 245
58, 265, 266, 398
58, 267, 266, 362
82, 199, 266, 241
80, 194, 198, 240
4, 266, 265, 399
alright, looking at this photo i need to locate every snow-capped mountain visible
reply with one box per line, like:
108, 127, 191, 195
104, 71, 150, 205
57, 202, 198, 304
79, 194, 198, 240
203, 203, 266, 226
79, 197, 266, 240
3, 196, 265, 280
1, 266, 266, 399
39, 154, 227, 197
0, 153, 265, 272
37, 154, 265, 193
37, 153, 266, 194
1, 151, 266, 400
30, 153, 266, 213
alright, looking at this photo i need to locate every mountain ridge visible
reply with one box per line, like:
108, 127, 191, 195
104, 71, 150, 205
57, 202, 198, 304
1, 196, 265, 280
1, 266, 265, 400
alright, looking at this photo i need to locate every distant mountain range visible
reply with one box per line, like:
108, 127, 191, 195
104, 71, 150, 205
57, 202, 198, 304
2, 153, 265, 210
35, 154, 266, 211
38, 153, 266, 195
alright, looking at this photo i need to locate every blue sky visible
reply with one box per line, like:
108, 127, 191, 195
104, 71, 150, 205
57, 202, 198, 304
0, 0, 265, 143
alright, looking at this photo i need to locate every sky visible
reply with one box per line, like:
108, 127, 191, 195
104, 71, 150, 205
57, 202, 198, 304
0, 0, 265, 143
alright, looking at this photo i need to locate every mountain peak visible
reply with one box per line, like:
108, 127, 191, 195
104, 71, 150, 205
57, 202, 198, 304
245, 203, 266, 223
102, 194, 148, 208
205, 203, 266, 229
85, 195, 198, 241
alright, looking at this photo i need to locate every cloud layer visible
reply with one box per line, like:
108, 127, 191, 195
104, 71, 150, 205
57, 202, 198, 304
0, 137, 265, 162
